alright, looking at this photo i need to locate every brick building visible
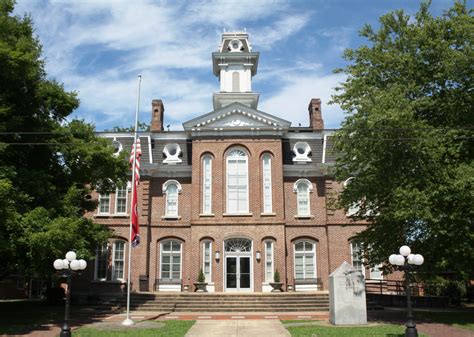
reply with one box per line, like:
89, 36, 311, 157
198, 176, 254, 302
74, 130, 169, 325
82, 32, 383, 294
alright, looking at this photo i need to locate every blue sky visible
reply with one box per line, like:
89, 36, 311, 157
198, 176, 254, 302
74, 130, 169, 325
15, 0, 461, 131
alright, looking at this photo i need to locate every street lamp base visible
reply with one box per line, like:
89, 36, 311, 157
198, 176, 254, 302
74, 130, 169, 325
122, 318, 135, 326
405, 326, 418, 337
59, 323, 71, 337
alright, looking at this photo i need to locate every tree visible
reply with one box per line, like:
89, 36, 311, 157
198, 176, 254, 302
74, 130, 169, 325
331, 1, 473, 281
104, 121, 150, 132
0, 0, 128, 280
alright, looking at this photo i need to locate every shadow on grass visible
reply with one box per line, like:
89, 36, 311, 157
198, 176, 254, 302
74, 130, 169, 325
0, 299, 121, 335
368, 308, 474, 332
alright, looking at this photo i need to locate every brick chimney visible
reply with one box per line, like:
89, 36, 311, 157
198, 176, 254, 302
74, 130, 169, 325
150, 99, 164, 132
308, 98, 324, 131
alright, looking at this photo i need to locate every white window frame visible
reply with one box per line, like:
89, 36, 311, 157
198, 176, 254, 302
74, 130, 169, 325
163, 180, 182, 218
294, 240, 317, 280
264, 241, 274, 283
202, 155, 213, 214
94, 244, 109, 281
262, 154, 272, 214
160, 240, 182, 281
226, 148, 249, 214
111, 241, 125, 281
350, 241, 364, 272
115, 185, 129, 214
293, 179, 313, 217
202, 241, 212, 283
98, 193, 110, 214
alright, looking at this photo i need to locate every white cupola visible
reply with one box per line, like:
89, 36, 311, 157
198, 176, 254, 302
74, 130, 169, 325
212, 32, 260, 110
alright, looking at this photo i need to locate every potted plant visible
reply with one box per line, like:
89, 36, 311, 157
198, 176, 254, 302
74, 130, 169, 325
193, 269, 208, 292
270, 269, 284, 292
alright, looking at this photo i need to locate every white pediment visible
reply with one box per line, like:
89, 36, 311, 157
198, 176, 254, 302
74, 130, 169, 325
183, 103, 291, 132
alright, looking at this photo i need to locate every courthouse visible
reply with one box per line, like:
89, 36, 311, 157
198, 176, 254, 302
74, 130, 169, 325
83, 32, 383, 294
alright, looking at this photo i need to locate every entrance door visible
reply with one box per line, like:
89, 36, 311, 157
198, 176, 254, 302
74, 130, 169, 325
226, 256, 251, 291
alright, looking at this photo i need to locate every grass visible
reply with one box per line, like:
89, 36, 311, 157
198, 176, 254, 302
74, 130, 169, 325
73, 320, 195, 337
282, 321, 429, 337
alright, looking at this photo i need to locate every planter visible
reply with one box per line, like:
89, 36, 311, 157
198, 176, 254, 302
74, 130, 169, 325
193, 282, 208, 292
270, 282, 284, 292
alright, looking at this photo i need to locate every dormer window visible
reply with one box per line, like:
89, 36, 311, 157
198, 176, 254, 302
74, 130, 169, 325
163, 143, 182, 164
112, 139, 123, 157
228, 39, 243, 52
292, 142, 311, 163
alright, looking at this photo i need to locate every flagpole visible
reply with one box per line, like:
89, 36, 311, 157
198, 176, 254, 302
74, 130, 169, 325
122, 74, 142, 326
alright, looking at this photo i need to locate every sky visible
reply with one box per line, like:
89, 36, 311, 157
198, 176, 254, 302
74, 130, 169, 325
14, 0, 461, 131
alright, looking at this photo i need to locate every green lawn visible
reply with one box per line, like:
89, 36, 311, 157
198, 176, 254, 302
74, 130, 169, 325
282, 321, 428, 337
415, 310, 474, 332
73, 320, 195, 337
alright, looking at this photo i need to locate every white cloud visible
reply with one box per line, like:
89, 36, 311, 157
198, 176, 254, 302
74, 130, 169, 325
14, 0, 331, 130
260, 72, 347, 129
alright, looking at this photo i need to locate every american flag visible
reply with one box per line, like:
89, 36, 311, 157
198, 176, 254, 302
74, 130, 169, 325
130, 138, 141, 247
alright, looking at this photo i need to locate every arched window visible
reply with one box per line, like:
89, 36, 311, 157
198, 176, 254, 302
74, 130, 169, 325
294, 240, 316, 280
293, 179, 313, 216
264, 240, 274, 283
202, 155, 212, 214
160, 240, 182, 281
163, 180, 182, 217
202, 240, 212, 282
115, 183, 129, 214
262, 154, 272, 213
226, 149, 248, 214
232, 72, 240, 92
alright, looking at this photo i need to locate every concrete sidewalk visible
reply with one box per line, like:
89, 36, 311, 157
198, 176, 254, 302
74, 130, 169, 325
185, 320, 291, 337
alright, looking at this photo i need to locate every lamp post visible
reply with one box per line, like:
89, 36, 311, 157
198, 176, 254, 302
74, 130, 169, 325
53, 251, 87, 337
389, 246, 424, 337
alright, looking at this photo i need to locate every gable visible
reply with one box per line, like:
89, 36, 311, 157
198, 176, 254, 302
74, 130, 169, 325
183, 103, 291, 136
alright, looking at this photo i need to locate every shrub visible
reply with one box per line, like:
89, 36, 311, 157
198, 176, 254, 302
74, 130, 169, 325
197, 269, 206, 283
274, 270, 281, 283
45, 287, 65, 305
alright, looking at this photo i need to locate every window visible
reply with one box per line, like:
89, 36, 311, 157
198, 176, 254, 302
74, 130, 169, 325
94, 245, 108, 280
294, 179, 313, 216
294, 240, 316, 280
160, 240, 182, 280
98, 193, 110, 214
112, 241, 125, 280
262, 154, 272, 213
265, 241, 274, 283
202, 241, 212, 282
93, 240, 126, 281
202, 155, 212, 214
115, 185, 128, 214
232, 72, 240, 92
163, 180, 182, 217
350, 241, 363, 271
226, 149, 248, 214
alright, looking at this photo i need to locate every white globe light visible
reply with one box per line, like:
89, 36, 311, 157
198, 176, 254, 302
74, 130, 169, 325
395, 254, 406, 266
53, 259, 64, 270
62, 259, 70, 269
66, 251, 77, 262
413, 254, 424, 266
70, 260, 80, 271
389, 254, 397, 265
399, 245, 411, 257
78, 259, 87, 270
407, 254, 415, 264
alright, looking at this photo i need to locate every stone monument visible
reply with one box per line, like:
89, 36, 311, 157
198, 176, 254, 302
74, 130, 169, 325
329, 261, 367, 325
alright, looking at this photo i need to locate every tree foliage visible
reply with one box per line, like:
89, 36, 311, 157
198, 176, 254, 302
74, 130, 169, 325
0, 0, 128, 279
332, 1, 473, 281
